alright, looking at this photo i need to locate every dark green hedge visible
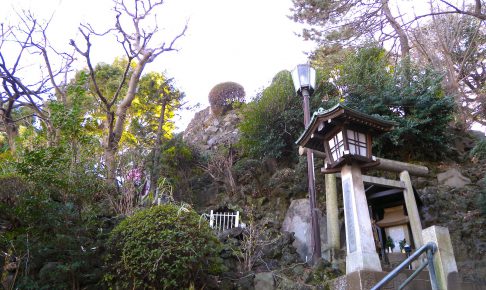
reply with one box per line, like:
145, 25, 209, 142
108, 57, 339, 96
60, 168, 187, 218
104, 204, 223, 289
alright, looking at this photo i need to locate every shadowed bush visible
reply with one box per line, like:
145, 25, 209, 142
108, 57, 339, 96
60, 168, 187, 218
208, 82, 245, 116
104, 204, 224, 289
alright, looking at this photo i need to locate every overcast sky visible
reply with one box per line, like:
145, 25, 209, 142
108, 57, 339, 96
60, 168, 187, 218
1, 0, 316, 131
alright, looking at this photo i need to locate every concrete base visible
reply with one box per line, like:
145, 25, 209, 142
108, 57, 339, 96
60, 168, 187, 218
346, 251, 382, 273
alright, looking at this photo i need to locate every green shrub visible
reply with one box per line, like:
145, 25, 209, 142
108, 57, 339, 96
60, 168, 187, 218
238, 70, 337, 162
2, 191, 109, 290
477, 178, 486, 215
104, 204, 223, 289
339, 46, 455, 161
208, 82, 245, 116
0, 146, 111, 290
470, 140, 486, 160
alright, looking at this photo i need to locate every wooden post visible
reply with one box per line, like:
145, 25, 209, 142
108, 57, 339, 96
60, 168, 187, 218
325, 173, 340, 263
400, 171, 423, 248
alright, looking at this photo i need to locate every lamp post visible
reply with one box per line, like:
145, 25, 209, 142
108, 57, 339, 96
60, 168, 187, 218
291, 64, 321, 264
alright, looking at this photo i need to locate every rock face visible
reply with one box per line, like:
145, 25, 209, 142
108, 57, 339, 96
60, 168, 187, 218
437, 168, 471, 188
183, 107, 240, 152
281, 198, 327, 262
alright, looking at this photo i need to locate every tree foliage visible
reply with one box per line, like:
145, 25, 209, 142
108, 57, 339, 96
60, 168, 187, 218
0, 147, 110, 290
104, 204, 223, 289
338, 46, 456, 160
238, 70, 338, 162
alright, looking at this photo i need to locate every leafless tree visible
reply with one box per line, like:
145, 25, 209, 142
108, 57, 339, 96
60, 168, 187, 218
0, 11, 74, 153
69, 0, 187, 186
412, 7, 486, 126
199, 146, 238, 194
413, 0, 486, 21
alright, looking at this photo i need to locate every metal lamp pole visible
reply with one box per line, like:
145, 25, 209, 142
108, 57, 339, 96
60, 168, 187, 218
302, 88, 321, 264
292, 64, 321, 264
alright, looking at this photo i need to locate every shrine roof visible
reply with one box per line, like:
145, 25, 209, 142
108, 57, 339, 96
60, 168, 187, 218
296, 103, 396, 152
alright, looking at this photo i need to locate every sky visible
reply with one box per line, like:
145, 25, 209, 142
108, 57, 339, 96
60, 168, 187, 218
1, 0, 316, 131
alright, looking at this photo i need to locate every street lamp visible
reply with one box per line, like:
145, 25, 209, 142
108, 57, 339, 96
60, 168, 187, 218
291, 64, 321, 264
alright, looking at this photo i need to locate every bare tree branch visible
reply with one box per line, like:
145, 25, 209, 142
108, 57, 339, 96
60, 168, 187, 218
70, 29, 110, 109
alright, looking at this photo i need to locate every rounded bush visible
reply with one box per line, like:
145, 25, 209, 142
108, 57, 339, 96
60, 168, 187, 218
104, 204, 222, 289
208, 82, 245, 116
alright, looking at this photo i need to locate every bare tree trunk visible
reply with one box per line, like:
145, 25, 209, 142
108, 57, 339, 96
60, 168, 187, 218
103, 58, 150, 185
442, 51, 468, 126
149, 99, 167, 194
4, 118, 18, 155
382, 0, 410, 58
382, 0, 412, 83
105, 146, 117, 186
111, 61, 149, 147
225, 148, 237, 193
103, 110, 117, 186
45, 118, 59, 147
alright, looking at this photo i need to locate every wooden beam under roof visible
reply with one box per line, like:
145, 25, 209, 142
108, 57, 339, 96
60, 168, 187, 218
299, 147, 429, 177
335, 173, 405, 189
367, 188, 404, 200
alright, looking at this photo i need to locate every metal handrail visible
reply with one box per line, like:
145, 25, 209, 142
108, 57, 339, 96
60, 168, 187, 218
371, 242, 439, 290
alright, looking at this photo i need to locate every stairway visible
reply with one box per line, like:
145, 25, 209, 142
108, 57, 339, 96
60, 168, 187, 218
378, 252, 430, 289
380, 253, 485, 290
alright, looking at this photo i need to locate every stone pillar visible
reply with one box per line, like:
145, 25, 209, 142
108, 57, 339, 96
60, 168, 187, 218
422, 226, 458, 290
400, 171, 423, 248
326, 173, 340, 257
326, 173, 342, 269
341, 164, 382, 273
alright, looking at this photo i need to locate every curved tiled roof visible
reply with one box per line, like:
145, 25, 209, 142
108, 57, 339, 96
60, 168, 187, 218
296, 103, 396, 152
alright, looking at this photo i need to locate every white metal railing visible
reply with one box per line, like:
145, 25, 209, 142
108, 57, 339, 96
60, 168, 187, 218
209, 210, 240, 232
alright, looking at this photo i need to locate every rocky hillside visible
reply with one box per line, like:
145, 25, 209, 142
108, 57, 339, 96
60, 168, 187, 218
183, 106, 241, 152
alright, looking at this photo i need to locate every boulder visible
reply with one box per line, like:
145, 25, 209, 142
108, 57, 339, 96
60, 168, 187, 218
254, 272, 274, 290
281, 199, 327, 262
437, 168, 471, 188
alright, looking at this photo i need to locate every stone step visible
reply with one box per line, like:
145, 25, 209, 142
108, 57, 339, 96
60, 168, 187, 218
329, 270, 433, 290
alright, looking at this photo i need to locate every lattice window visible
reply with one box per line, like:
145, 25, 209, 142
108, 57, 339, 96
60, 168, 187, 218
328, 131, 344, 162
347, 129, 367, 157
